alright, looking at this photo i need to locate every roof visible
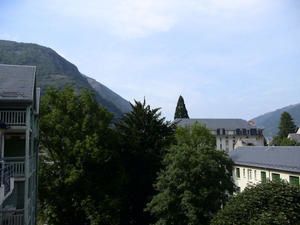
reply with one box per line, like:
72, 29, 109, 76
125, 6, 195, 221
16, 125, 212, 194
229, 146, 300, 173
0, 64, 36, 102
288, 133, 300, 143
174, 118, 257, 130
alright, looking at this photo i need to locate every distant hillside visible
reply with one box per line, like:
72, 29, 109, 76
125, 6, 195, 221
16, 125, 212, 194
0, 40, 131, 117
86, 76, 131, 113
252, 103, 300, 138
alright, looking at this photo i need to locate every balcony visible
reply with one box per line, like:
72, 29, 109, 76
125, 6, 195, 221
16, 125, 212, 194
0, 164, 13, 196
3, 158, 25, 178
0, 209, 24, 225
0, 163, 14, 206
0, 158, 25, 199
0, 111, 26, 127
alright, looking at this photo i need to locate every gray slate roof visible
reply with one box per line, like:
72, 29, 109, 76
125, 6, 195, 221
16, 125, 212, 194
229, 146, 300, 173
0, 64, 36, 102
174, 118, 256, 130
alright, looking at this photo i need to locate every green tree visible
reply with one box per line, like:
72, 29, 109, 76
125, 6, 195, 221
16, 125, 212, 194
174, 95, 189, 119
39, 87, 123, 225
211, 181, 300, 225
271, 112, 298, 146
278, 112, 297, 138
146, 124, 234, 225
117, 100, 175, 225
271, 136, 300, 146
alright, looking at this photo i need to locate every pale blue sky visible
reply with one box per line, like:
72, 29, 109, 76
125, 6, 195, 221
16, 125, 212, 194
1, 0, 299, 120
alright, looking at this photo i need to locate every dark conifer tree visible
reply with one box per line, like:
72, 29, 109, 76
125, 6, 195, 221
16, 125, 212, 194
278, 111, 297, 138
174, 95, 189, 119
117, 100, 175, 225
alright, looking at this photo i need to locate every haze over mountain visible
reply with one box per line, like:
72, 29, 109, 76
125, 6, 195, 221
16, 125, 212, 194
0, 40, 131, 118
252, 103, 300, 138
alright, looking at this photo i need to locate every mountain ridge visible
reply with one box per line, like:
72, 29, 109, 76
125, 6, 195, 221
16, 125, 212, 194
252, 103, 300, 138
0, 39, 131, 118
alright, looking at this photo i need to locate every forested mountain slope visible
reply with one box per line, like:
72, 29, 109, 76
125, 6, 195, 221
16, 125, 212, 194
253, 103, 300, 138
0, 40, 131, 117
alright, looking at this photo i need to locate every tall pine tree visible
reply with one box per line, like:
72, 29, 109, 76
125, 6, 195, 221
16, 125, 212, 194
174, 95, 189, 119
117, 100, 175, 225
278, 112, 297, 138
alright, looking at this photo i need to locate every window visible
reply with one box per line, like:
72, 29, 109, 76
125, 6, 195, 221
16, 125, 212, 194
248, 169, 252, 180
225, 140, 229, 145
272, 173, 280, 182
254, 170, 257, 180
4, 134, 25, 157
250, 128, 257, 136
261, 171, 267, 183
289, 176, 299, 186
243, 169, 246, 178
236, 168, 240, 178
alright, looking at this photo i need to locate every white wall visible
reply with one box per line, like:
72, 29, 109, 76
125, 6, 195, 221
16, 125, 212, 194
233, 165, 300, 192
215, 134, 264, 153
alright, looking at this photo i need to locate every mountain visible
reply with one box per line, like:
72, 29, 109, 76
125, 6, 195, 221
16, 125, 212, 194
86, 76, 131, 113
252, 103, 300, 138
0, 40, 131, 117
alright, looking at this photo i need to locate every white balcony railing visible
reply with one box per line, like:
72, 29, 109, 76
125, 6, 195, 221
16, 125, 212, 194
0, 111, 26, 127
3, 158, 25, 178
0, 210, 24, 225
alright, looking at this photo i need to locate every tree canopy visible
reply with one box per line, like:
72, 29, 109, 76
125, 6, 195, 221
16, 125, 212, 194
272, 112, 298, 146
146, 124, 234, 225
211, 181, 300, 225
174, 95, 189, 119
278, 112, 297, 138
116, 100, 176, 225
39, 87, 123, 225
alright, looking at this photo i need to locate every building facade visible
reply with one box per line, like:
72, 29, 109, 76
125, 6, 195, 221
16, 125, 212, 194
230, 146, 300, 192
288, 128, 300, 143
0, 64, 40, 225
175, 118, 265, 152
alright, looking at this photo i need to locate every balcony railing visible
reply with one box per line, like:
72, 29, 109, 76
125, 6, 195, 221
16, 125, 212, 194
0, 111, 26, 127
0, 209, 24, 225
3, 158, 25, 178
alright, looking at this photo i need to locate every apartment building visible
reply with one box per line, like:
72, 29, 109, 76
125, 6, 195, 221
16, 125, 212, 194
0, 64, 40, 225
230, 146, 300, 192
175, 118, 264, 152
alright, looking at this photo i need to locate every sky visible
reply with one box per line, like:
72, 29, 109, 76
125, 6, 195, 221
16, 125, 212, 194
0, 0, 300, 120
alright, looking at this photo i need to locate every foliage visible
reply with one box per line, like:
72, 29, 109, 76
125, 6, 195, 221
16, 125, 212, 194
116, 100, 176, 225
146, 124, 234, 225
174, 95, 189, 119
252, 104, 300, 138
39, 87, 123, 225
278, 112, 297, 138
211, 181, 300, 225
270, 112, 298, 146
271, 136, 300, 146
